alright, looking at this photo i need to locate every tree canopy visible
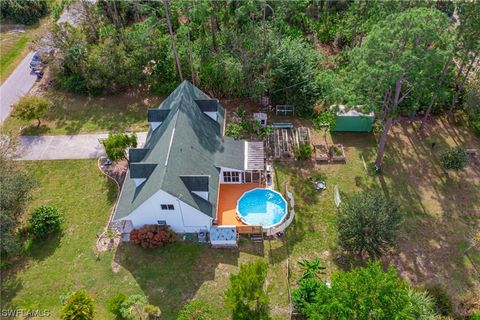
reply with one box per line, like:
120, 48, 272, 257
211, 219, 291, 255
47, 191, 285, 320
292, 261, 436, 320
224, 260, 271, 320
337, 190, 402, 259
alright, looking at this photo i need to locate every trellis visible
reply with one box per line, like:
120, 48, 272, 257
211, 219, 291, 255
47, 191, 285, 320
275, 105, 295, 116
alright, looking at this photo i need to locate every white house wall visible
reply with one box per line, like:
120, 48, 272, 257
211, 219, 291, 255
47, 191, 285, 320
121, 189, 212, 233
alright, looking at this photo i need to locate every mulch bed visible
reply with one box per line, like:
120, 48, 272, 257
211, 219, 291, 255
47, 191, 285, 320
99, 157, 128, 186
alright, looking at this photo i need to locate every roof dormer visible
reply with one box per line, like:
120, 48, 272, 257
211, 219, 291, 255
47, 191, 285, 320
147, 109, 170, 131
194, 99, 219, 121
129, 163, 157, 187
180, 176, 209, 201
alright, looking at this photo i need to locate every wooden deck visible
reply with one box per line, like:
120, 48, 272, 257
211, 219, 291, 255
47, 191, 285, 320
216, 183, 265, 227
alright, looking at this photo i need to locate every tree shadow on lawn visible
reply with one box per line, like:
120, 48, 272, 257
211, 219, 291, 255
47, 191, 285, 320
0, 232, 62, 312
114, 239, 265, 319
378, 120, 480, 313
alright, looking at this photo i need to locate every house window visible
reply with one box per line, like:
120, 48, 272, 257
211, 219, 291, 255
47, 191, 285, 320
223, 171, 240, 183
161, 204, 174, 210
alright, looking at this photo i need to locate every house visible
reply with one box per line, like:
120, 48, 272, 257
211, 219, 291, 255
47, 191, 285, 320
112, 81, 265, 235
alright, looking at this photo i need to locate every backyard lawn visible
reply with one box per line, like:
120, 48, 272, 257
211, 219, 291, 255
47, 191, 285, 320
1, 89, 162, 136
1, 118, 479, 318
275, 118, 480, 314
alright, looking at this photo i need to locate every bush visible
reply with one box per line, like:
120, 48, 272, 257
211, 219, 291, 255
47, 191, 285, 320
470, 117, 480, 137
177, 300, 212, 320
439, 147, 469, 170
119, 294, 160, 320
225, 260, 271, 320
408, 289, 436, 320
12, 96, 52, 128
225, 123, 243, 140
337, 190, 402, 259
61, 290, 94, 320
102, 132, 138, 162
0, 0, 49, 25
28, 205, 63, 240
293, 144, 313, 160
130, 225, 176, 248
425, 284, 453, 316
108, 293, 127, 319
468, 313, 480, 320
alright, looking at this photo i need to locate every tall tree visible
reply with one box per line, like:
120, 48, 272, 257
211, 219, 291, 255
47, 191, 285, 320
163, 0, 183, 81
421, 1, 480, 129
448, 1, 480, 118
344, 8, 451, 169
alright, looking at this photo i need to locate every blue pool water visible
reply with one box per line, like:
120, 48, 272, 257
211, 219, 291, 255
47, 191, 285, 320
237, 189, 287, 228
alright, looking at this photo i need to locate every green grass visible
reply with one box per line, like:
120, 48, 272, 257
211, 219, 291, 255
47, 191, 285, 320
1, 90, 162, 136
274, 131, 378, 281
2, 118, 479, 318
0, 160, 289, 319
0, 18, 50, 83
0, 35, 29, 77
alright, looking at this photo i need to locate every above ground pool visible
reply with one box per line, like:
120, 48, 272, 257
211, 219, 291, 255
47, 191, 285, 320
237, 188, 287, 228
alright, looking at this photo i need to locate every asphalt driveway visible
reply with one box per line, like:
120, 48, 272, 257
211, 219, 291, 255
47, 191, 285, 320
17, 132, 147, 160
0, 51, 37, 123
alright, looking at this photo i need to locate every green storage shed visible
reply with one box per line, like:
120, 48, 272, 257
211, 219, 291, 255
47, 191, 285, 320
331, 105, 374, 132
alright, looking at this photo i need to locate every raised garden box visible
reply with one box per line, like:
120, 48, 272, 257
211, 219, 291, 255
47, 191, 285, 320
314, 144, 329, 162
330, 144, 346, 162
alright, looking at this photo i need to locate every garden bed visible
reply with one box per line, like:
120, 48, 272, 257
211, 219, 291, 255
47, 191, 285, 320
330, 144, 346, 162
314, 144, 329, 162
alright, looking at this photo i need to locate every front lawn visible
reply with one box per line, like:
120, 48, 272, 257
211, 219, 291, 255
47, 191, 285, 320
1, 90, 162, 136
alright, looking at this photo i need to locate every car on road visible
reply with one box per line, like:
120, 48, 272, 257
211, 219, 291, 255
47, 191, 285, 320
29, 52, 43, 69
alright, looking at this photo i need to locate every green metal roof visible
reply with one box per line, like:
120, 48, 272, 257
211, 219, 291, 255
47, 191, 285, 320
114, 81, 244, 221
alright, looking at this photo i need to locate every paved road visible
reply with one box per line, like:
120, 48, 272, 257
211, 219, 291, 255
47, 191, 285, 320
0, 51, 37, 123
17, 132, 148, 160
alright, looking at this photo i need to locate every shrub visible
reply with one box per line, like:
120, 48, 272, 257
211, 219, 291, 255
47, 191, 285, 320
61, 290, 94, 320
294, 144, 313, 160
28, 205, 63, 240
119, 294, 160, 320
408, 289, 436, 320
224, 260, 271, 320
337, 190, 402, 259
177, 300, 212, 320
425, 284, 453, 316
130, 225, 176, 248
472, 118, 480, 137
12, 96, 52, 128
439, 147, 469, 170
108, 293, 127, 319
225, 123, 243, 140
102, 132, 138, 162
